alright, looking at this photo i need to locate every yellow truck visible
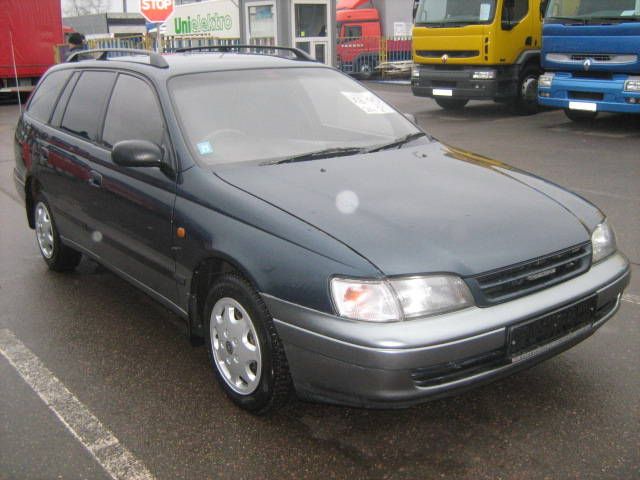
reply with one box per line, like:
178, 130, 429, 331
411, 0, 547, 114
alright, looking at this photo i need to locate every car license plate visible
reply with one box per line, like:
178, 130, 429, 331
433, 89, 453, 97
507, 296, 597, 359
569, 101, 597, 112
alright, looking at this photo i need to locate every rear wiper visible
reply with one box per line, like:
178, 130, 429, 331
366, 132, 427, 153
264, 146, 366, 165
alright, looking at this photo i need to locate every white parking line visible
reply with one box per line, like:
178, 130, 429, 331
622, 294, 640, 306
0, 329, 156, 480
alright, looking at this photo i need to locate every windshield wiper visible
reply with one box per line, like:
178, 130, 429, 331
264, 146, 367, 165
547, 16, 588, 24
366, 132, 427, 153
586, 16, 639, 23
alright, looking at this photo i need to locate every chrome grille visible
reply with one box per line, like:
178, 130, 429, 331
467, 243, 592, 306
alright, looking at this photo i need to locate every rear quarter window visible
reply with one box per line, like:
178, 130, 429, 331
27, 70, 73, 124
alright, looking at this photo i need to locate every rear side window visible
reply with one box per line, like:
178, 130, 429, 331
27, 70, 72, 123
102, 75, 164, 148
61, 71, 115, 142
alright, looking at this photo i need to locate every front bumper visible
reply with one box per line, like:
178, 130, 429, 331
538, 73, 640, 114
265, 253, 630, 408
412, 65, 518, 100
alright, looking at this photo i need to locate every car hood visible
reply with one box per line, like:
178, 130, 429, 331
214, 142, 592, 277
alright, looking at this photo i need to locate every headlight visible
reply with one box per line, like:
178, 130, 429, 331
539, 73, 555, 88
591, 220, 617, 264
412, 64, 420, 78
624, 77, 640, 92
330, 275, 474, 322
472, 70, 496, 80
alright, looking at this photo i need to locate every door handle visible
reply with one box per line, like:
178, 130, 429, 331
88, 170, 103, 188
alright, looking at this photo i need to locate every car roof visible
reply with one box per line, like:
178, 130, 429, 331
54, 51, 325, 79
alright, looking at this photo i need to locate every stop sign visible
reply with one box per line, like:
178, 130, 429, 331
140, 0, 174, 23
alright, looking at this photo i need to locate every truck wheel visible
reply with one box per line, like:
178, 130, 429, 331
435, 98, 468, 110
564, 109, 598, 123
34, 196, 82, 272
357, 58, 377, 80
512, 65, 541, 115
204, 273, 293, 414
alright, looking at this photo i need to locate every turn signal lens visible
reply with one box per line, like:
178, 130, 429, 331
591, 220, 617, 264
331, 279, 400, 322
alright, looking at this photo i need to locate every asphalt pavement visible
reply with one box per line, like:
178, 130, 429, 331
0, 87, 638, 480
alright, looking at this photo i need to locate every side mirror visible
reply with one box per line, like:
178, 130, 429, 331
112, 140, 163, 168
540, 0, 549, 18
403, 112, 417, 124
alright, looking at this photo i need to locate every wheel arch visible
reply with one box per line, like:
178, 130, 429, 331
188, 253, 262, 341
25, 175, 42, 229
515, 50, 541, 72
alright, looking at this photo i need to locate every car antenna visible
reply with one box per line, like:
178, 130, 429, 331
9, 31, 23, 113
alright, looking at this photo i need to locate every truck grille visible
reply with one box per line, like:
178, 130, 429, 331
569, 91, 604, 101
571, 54, 612, 62
466, 242, 592, 306
546, 53, 638, 65
416, 50, 480, 58
572, 71, 613, 80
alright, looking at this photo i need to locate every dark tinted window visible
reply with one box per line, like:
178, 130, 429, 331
27, 70, 72, 123
102, 75, 164, 148
343, 25, 362, 38
61, 71, 115, 141
503, 0, 529, 22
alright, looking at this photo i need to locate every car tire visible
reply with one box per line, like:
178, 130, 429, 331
204, 273, 293, 414
33, 196, 82, 272
511, 65, 541, 115
434, 98, 469, 110
564, 108, 598, 123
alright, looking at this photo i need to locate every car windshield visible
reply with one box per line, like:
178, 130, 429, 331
414, 0, 497, 26
545, 0, 640, 21
169, 67, 421, 166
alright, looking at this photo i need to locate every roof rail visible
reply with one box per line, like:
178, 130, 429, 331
175, 45, 316, 62
67, 49, 169, 68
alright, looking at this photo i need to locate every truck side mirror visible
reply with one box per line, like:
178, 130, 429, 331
540, 0, 549, 18
413, 1, 419, 22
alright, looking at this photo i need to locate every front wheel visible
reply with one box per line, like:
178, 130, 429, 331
356, 57, 377, 80
34, 196, 81, 272
564, 109, 598, 123
204, 273, 293, 414
434, 97, 469, 110
511, 65, 541, 115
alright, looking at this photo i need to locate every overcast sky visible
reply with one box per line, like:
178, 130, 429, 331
61, 0, 140, 15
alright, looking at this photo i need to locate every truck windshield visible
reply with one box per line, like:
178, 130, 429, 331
545, 0, 640, 22
414, 0, 497, 26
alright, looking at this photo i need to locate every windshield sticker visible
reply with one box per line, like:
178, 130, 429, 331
621, 10, 635, 16
479, 3, 491, 21
341, 91, 395, 115
197, 141, 214, 155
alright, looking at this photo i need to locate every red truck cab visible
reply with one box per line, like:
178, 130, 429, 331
337, 0, 412, 79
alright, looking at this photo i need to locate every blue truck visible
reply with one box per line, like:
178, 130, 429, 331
538, 0, 640, 122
